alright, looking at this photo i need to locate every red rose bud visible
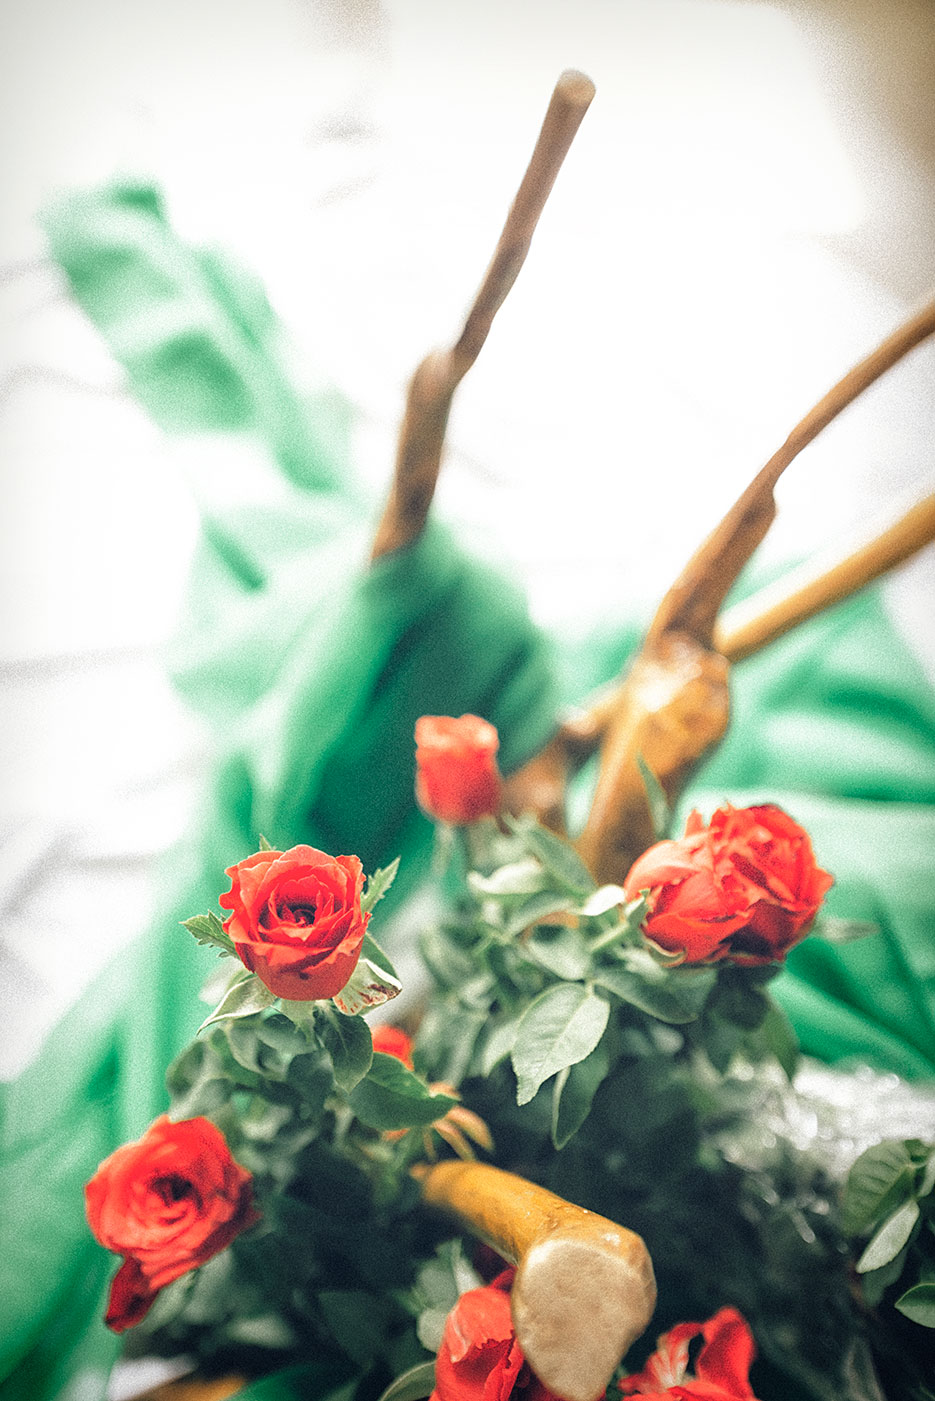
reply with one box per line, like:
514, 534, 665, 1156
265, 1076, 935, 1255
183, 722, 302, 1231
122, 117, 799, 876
219, 844, 370, 1001
624, 803, 832, 965
414, 714, 503, 825
431, 1269, 561, 1401
619, 1305, 761, 1400
85, 1116, 258, 1332
371, 1024, 415, 1069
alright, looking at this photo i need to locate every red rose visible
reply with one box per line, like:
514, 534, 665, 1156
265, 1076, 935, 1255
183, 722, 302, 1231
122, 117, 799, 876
623, 804, 832, 965
415, 714, 503, 825
219, 844, 370, 1001
372, 1024, 415, 1069
619, 1306, 760, 1400
85, 1115, 258, 1332
431, 1269, 560, 1401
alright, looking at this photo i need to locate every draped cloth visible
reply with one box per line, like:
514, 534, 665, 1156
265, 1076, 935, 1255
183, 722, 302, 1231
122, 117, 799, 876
1, 182, 932, 1401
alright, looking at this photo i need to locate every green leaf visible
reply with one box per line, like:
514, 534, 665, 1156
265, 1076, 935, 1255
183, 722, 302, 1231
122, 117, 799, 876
332, 957, 402, 1017
512, 983, 610, 1106
504, 893, 576, 939
318, 1290, 388, 1368
198, 970, 276, 1033
593, 953, 709, 1024
843, 1140, 917, 1235
551, 1039, 610, 1149
636, 752, 671, 840
361, 857, 401, 916
318, 1008, 373, 1093
258, 833, 274, 851
759, 1000, 799, 1079
578, 885, 628, 918
182, 911, 237, 957
505, 816, 595, 895
348, 1053, 458, 1130
480, 1016, 523, 1076
917, 1147, 935, 1199
856, 1198, 920, 1273
894, 1282, 935, 1327
813, 916, 880, 944
468, 859, 547, 897
416, 1241, 481, 1352
524, 924, 591, 981
362, 929, 399, 981
376, 1362, 437, 1401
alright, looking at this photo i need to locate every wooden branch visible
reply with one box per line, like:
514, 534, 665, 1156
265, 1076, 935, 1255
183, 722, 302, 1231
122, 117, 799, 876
646, 296, 935, 648
371, 70, 595, 562
420, 1160, 656, 1401
715, 488, 935, 661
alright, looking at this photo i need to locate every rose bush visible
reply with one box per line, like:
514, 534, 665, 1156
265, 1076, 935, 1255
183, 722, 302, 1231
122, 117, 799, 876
619, 1306, 760, 1400
415, 714, 503, 825
85, 1115, 257, 1332
431, 1269, 560, 1401
623, 803, 832, 964
219, 843, 369, 1000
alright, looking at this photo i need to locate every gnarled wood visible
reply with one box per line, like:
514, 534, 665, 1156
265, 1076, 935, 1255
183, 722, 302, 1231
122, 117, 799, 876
420, 1159, 656, 1401
371, 70, 594, 562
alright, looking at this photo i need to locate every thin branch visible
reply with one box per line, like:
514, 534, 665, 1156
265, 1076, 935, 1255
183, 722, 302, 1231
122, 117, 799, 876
371, 70, 595, 561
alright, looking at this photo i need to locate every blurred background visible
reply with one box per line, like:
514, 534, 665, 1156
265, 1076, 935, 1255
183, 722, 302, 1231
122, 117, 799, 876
1, 0, 934, 1078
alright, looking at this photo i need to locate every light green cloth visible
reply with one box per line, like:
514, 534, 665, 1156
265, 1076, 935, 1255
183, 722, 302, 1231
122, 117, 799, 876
1, 180, 933, 1401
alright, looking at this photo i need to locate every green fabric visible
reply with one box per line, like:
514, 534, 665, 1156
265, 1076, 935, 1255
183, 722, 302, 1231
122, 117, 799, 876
1, 179, 933, 1401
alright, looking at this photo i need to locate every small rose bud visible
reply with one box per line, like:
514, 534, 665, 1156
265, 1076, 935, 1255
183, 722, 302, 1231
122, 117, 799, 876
415, 714, 503, 825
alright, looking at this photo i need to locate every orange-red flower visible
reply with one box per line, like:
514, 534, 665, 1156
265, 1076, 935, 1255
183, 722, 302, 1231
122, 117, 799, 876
619, 1306, 761, 1400
85, 1116, 258, 1332
431, 1269, 559, 1401
219, 844, 369, 1000
415, 714, 503, 825
372, 1024, 415, 1069
623, 804, 832, 965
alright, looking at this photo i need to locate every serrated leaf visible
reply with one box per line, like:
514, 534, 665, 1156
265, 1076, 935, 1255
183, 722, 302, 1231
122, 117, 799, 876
856, 1198, 920, 1273
843, 1140, 916, 1235
376, 1362, 437, 1401
182, 911, 237, 957
348, 1053, 458, 1130
318, 1008, 373, 1092
552, 1039, 610, 1149
362, 930, 399, 981
894, 1282, 935, 1327
361, 857, 400, 916
257, 833, 274, 851
198, 970, 275, 1032
512, 983, 610, 1106
593, 954, 709, 1024
636, 752, 671, 840
524, 924, 590, 981
332, 957, 402, 1016
505, 816, 595, 895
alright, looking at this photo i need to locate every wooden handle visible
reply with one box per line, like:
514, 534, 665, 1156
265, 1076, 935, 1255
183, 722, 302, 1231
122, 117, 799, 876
715, 489, 935, 662
371, 70, 595, 562
647, 296, 935, 648
420, 1160, 656, 1401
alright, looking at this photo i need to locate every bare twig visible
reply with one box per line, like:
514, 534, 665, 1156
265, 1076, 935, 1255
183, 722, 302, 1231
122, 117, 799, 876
371, 70, 595, 561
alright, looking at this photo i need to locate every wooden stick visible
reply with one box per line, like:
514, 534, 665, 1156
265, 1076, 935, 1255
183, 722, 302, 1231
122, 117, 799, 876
715, 489, 935, 662
646, 296, 935, 648
420, 1160, 656, 1401
371, 70, 595, 561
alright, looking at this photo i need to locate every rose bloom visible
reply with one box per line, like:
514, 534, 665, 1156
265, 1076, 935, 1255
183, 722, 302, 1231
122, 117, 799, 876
371, 1024, 415, 1068
623, 804, 832, 965
619, 1306, 761, 1400
431, 1269, 560, 1401
85, 1115, 258, 1332
219, 843, 370, 1000
415, 714, 503, 825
